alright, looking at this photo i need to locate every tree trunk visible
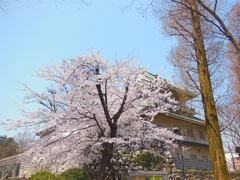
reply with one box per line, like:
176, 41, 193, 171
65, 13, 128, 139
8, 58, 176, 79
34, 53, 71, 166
98, 142, 115, 180
189, 0, 230, 179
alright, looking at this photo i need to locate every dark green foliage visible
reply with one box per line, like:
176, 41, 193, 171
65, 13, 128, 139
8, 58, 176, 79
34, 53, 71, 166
132, 152, 164, 169
28, 169, 90, 180
0, 136, 19, 159
28, 170, 63, 180
60, 168, 90, 180
149, 177, 162, 180
236, 170, 240, 177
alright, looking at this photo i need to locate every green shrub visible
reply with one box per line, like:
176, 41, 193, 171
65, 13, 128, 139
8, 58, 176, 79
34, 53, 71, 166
60, 168, 90, 180
28, 170, 63, 180
186, 169, 213, 174
149, 176, 162, 180
236, 170, 240, 177
186, 168, 201, 173
132, 152, 164, 169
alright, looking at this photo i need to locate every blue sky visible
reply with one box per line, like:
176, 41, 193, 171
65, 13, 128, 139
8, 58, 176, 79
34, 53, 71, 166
0, 0, 175, 137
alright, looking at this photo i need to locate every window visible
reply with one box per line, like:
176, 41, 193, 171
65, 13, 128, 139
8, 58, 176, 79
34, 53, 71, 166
191, 154, 197, 163
199, 131, 205, 139
173, 127, 180, 135
203, 156, 208, 164
187, 129, 193, 137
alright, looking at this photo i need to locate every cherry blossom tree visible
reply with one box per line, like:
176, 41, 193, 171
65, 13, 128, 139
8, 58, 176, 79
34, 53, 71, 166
7, 52, 180, 179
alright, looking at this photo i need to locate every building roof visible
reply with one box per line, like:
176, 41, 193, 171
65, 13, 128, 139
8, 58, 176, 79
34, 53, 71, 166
36, 126, 56, 137
167, 112, 206, 126
143, 71, 198, 100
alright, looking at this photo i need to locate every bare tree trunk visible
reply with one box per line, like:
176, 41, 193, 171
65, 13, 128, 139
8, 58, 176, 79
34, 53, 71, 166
98, 142, 115, 180
190, 0, 230, 179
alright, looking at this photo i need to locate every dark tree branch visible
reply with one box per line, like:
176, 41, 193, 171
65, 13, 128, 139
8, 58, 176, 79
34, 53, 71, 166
112, 85, 129, 124
197, 0, 240, 53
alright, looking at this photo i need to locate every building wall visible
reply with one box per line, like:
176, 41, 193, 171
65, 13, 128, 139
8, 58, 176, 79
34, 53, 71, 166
171, 146, 212, 170
18, 155, 33, 178
153, 113, 212, 171
153, 114, 208, 145
0, 155, 21, 178
225, 153, 240, 172
0, 154, 33, 178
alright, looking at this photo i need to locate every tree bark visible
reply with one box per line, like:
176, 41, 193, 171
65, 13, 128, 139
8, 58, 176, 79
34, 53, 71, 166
189, 0, 230, 179
98, 142, 115, 180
